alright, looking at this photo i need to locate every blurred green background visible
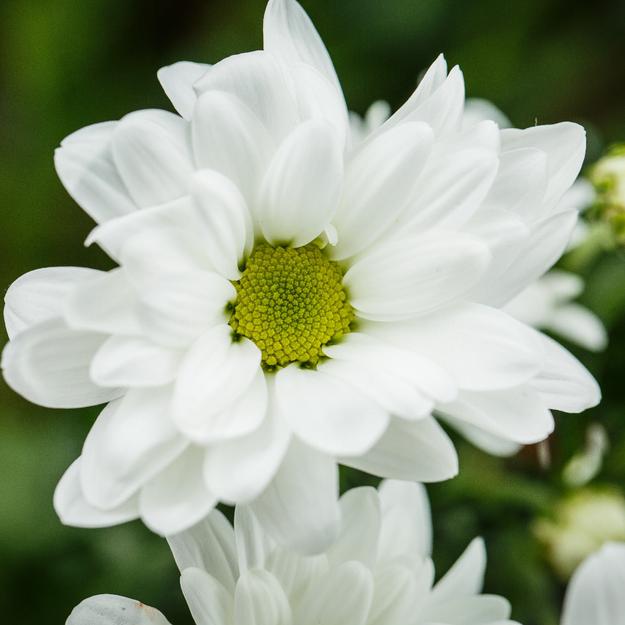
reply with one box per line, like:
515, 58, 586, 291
1, 1, 625, 623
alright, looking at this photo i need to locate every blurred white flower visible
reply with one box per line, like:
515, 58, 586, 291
534, 489, 625, 578
2, 0, 599, 548
561, 542, 625, 625
66, 481, 519, 625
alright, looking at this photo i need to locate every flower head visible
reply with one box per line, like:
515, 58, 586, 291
2, 0, 599, 548
66, 481, 519, 625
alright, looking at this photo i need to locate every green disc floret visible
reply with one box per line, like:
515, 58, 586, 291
228, 243, 354, 369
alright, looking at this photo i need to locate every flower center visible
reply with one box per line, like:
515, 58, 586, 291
228, 243, 354, 370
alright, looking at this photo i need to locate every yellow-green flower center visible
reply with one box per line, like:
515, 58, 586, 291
228, 243, 354, 369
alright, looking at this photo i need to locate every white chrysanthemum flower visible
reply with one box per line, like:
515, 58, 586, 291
2, 0, 600, 546
561, 542, 625, 625
66, 481, 519, 625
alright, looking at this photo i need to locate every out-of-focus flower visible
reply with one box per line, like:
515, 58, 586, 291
561, 542, 625, 625
534, 489, 625, 578
66, 481, 519, 625
590, 144, 625, 243
563, 423, 609, 487
2, 0, 599, 548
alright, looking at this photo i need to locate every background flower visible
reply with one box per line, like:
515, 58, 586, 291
66, 481, 519, 625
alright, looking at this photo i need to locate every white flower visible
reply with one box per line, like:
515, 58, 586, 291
561, 542, 625, 625
2, 0, 600, 547
66, 481, 519, 625
534, 489, 625, 579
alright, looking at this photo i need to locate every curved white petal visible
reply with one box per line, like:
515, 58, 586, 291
562, 542, 625, 625
157, 61, 211, 120
258, 119, 343, 247
547, 303, 608, 352
4, 266, 99, 339
112, 109, 193, 207
529, 332, 600, 412
194, 51, 299, 142
190, 170, 254, 280
501, 122, 586, 207
64, 268, 142, 336
327, 487, 381, 569
263, 0, 342, 95
67, 595, 171, 625
54, 122, 138, 224
368, 564, 424, 625
167, 509, 238, 593
250, 438, 340, 555
368, 303, 543, 392
173, 325, 261, 433
135, 272, 235, 349
276, 365, 388, 456
378, 480, 432, 561
439, 386, 554, 445
90, 335, 181, 388
344, 232, 490, 321
191, 91, 275, 207
234, 505, 274, 572
1, 318, 119, 408
295, 561, 373, 625
342, 416, 458, 483
139, 448, 217, 536
331, 121, 434, 260
234, 569, 292, 625
80, 388, 187, 509
203, 402, 291, 504
180, 568, 234, 625
54, 458, 139, 528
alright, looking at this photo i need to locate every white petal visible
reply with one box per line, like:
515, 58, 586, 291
54, 122, 138, 224
369, 303, 543, 391
194, 51, 298, 142
422, 594, 511, 624
234, 505, 274, 572
327, 487, 381, 569
234, 569, 291, 625
342, 416, 458, 482
112, 110, 193, 207
344, 232, 490, 321
277, 365, 388, 456
530, 332, 600, 412
331, 121, 434, 260
250, 438, 340, 554
430, 537, 486, 602
64, 268, 142, 336
399, 146, 499, 232
295, 561, 373, 625
180, 568, 234, 625
190, 170, 254, 280
4, 266, 99, 339
484, 209, 579, 306
157, 61, 211, 120
90, 335, 181, 388
258, 120, 343, 247
463, 97, 511, 129
67, 595, 171, 625
80, 388, 187, 509
191, 91, 275, 207
547, 303, 608, 352
135, 273, 235, 349
203, 402, 291, 504
54, 458, 139, 528
263, 0, 342, 95
167, 509, 238, 593
562, 543, 625, 625
1, 319, 119, 408
139, 448, 217, 536
439, 386, 554, 445
173, 326, 261, 432
368, 565, 424, 625
502, 122, 586, 207
378, 480, 432, 561
442, 417, 522, 457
